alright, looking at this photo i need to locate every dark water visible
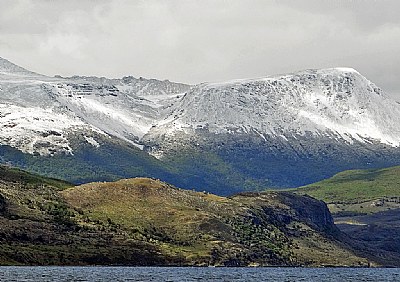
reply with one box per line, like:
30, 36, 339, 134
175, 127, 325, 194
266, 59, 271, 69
0, 267, 399, 282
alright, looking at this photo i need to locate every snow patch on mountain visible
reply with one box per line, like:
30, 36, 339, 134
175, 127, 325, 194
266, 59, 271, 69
0, 59, 191, 155
0, 103, 94, 155
1, 57, 399, 158
84, 136, 100, 148
145, 67, 400, 154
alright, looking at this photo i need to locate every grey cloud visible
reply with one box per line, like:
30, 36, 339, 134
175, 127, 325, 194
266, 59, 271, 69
280, 0, 400, 30
0, 0, 399, 100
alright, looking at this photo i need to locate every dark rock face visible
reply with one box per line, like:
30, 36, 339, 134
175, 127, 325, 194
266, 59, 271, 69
0, 194, 6, 214
234, 191, 338, 234
276, 192, 336, 233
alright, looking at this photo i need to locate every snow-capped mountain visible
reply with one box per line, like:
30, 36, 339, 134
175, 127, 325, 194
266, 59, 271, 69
0, 57, 189, 155
0, 56, 400, 193
144, 67, 400, 157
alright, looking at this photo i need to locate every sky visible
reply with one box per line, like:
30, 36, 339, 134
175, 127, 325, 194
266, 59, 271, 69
0, 0, 399, 99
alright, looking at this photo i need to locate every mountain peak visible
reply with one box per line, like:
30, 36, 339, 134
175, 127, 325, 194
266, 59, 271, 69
286, 67, 363, 80
148, 65, 400, 151
0, 59, 400, 193
204, 67, 365, 89
310, 67, 362, 77
331, 67, 360, 73
0, 56, 39, 75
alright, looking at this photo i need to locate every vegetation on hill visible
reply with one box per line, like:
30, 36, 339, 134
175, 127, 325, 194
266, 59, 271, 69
295, 166, 400, 215
0, 165, 375, 266
0, 165, 72, 190
0, 134, 269, 196
294, 165, 400, 262
0, 134, 176, 185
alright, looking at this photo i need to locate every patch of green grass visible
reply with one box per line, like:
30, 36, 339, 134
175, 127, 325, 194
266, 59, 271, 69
162, 148, 270, 195
0, 165, 73, 190
61, 178, 239, 260
295, 166, 400, 204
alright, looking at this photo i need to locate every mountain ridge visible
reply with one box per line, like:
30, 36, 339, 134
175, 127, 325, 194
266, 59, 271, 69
144, 66, 399, 152
0, 56, 400, 194
0, 57, 37, 75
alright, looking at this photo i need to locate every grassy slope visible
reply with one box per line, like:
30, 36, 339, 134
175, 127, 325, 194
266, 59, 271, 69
61, 179, 372, 267
0, 166, 177, 266
0, 165, 373, 266
0, 165, 72, 190
294, 166, 400, 263
295, 166, 400, 215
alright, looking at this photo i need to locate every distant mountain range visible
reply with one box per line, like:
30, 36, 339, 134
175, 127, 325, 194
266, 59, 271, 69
1, 56, 400, 194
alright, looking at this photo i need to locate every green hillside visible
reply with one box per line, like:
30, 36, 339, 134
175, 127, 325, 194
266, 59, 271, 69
0, 165, 72, 190
295, 166, 400, 215
0, 165, 377, 266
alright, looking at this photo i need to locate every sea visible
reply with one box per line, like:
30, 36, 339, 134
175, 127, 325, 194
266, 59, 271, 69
0, 266, 399, 282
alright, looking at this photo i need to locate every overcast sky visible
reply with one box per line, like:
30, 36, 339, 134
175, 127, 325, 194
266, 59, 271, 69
0, 0, 399, 99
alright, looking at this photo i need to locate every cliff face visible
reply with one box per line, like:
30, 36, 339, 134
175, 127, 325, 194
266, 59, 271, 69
0, 194, 6, 213
277, 192, 335, 232
230, 191, 336, 231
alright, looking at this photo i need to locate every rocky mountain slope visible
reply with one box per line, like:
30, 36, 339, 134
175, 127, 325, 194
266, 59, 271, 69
0, 165, 386, 266
145, 67, 400, 152
0, 57, 188, 185
142, 67, 400, 193
1, 56, 400, 194
0, 57, 189, 155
